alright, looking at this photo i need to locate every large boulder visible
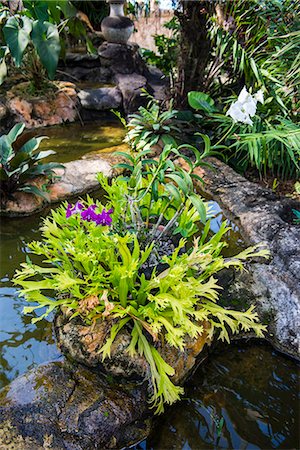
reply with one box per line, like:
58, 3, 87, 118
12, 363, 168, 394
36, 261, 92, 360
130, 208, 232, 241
114, 73, 149, 114
78, 87, 122, 110
0, 156, 117, 217
98, 42, 147, 76
55, 311, 211, 386
6, 82, 78, 128
0, 361, 150, 449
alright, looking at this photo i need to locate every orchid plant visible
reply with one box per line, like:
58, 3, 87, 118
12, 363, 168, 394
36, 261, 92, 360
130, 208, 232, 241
226, 86, 264, 126
97, 143, 211, 244
188, 88, 300, 179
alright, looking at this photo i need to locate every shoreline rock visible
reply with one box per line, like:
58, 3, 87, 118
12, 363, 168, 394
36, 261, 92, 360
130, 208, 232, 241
179, 157, 300, 359
54, 311, 211, 386
0, 154, 119, 217
0, 361, 151, 450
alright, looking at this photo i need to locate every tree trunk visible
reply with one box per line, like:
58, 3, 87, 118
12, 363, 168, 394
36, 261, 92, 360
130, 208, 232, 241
174, 1, 212, 107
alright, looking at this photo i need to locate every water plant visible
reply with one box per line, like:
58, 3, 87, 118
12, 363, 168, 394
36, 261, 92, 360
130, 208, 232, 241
0, 123, 63, 203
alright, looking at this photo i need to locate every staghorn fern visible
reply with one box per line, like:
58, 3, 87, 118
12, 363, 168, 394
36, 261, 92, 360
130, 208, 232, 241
14, 203, 269, 414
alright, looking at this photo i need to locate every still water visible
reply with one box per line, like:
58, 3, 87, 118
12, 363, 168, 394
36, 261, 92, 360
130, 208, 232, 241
22, 118, 126, 164
136, 344, 299, 450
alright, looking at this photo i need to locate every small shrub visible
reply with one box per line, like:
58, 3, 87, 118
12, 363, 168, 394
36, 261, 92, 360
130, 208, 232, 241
120, 94, 179, 152
0, 123, 63, 204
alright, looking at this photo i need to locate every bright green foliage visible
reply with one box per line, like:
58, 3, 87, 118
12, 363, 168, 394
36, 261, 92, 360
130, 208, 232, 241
99, 144, 212, 241
183, 0, 300, 180
206, 0, 299, 113
0, 0, 95, 87
0, 123, 63, 202
123, 94, 180, 152
31, 20, 60, 80
14, 201, 268, 413
188, 91, 217, 115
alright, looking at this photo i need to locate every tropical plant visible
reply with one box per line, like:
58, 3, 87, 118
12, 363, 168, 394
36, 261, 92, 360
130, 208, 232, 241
14, 197, 268, 414
206, 0, 300, 111
121, 94, 180, 152
98, 142, 214, 243
0, 11, 61, 88
0, 0, 97, 90
0, 123, 63, 203
141, 16, 180, 81
188, 89, 300, 179
293, 209, 300, 225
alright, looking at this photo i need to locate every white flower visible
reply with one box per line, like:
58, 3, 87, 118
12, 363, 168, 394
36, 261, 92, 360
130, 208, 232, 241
254, 89, 264, 104
226, 86, 263, 125
226, 101, 253, 125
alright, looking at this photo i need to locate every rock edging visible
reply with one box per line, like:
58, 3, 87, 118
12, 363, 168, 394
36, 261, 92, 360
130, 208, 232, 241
179, 157, 300, 358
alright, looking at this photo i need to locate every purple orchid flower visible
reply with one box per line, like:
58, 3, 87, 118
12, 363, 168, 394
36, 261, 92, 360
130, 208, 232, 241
66, 202, 113, 226
94, 208, 113, 226
66, 202, 84, 218
80, 205, 97, 222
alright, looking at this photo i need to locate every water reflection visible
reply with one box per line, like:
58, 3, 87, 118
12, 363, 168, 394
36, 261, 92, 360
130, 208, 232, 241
0, 213, 61, 389
136, 344, 299, 450
22, 118, 126, 164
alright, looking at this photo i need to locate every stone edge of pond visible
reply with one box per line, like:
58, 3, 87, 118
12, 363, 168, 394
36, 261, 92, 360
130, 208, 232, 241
178, 157, 300, 359
0, 154, 122, 217
0, 360, 151, 450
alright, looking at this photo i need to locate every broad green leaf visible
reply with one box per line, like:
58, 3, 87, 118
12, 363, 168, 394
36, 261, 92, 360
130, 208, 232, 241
188, 91, 216, 114
3, 16, 32, 67
6, 123, 26, 145
0, 46, 9, 85
189, 193, 206, 223
31, 20, 60, 79
19, 136, 48, 154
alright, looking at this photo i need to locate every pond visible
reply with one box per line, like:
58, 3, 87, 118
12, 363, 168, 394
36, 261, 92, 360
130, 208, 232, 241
135, 343, 299, 450
22, 118, 126, 164
0, 189, 299, 449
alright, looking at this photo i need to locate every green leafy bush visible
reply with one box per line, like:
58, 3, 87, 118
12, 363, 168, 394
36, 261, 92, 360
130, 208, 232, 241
141, 16, 180, 78
1, 13, 61, 87
122, 94, 180, 152
188, 90, 300, 179
104, 144, 210, 241
0, 123, 63, 203
14, 196, 268, 413
0, 0, 96, 89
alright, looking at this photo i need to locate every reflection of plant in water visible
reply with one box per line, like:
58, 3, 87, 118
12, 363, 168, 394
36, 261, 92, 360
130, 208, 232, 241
0, 297, 55, 388
293, 209, 300, 224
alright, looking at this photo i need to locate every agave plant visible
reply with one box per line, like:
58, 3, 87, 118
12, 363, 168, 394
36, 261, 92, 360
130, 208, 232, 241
0, 123, 63, 204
